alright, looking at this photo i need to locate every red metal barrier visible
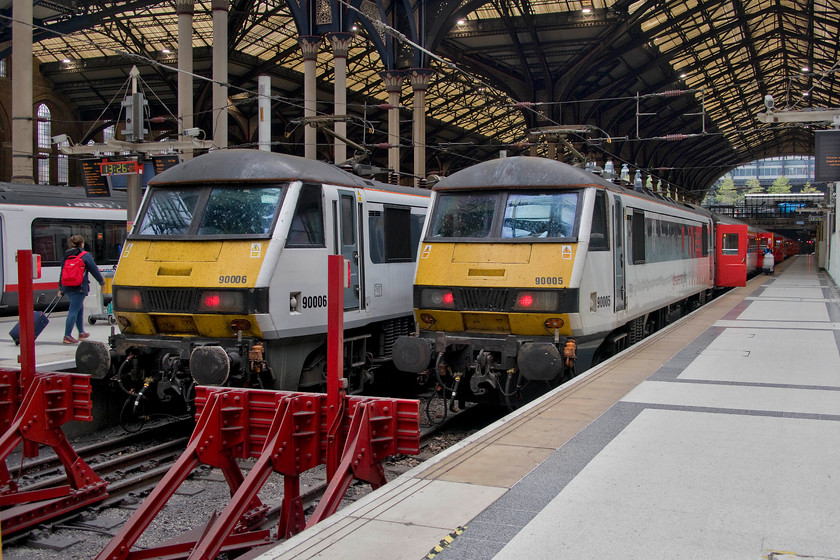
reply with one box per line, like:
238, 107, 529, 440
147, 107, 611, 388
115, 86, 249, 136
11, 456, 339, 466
96, 386, 420, 560
0, 372, 107, 534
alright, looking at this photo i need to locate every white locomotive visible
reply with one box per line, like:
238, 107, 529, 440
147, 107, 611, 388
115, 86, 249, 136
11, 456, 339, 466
392, 156, 715, 407
76, 149, 430, 414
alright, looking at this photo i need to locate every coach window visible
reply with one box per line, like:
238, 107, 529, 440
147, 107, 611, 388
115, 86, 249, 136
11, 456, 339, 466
286, 185, 325, 247
32, 220, 93, 265
104, 222, 127, 261
589, 190, 609, 250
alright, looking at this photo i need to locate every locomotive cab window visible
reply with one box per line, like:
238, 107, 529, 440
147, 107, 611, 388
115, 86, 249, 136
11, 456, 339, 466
134, 188, 202, 235
428, 190, 579, 240
199, 187, 282, 235
133, 184, 285, 238
430, 192, 496, 238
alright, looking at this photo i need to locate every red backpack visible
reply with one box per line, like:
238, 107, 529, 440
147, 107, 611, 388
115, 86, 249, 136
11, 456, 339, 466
61, 250, 88, 287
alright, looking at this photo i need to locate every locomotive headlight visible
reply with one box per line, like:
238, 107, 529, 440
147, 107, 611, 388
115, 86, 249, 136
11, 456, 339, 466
198, 291, 246, 313
420, 288, 455, 309
514, 291, 559, 311
114, 288, 143, 311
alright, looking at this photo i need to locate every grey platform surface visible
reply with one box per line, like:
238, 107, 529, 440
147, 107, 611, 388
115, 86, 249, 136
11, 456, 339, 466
259, 255, 840, 560
0, 306, 116, 372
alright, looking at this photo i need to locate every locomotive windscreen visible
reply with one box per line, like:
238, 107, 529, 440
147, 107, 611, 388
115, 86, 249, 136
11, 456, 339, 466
428, 190, 579, 240
133, 184, 286, 237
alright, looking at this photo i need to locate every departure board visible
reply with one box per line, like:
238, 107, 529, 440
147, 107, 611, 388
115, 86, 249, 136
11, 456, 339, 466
80, 159, 111, 197
152, 154, 180, 174
815, 130, 840, 182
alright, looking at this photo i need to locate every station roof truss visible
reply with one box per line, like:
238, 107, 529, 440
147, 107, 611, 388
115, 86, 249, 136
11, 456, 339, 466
0, 0, 838, 196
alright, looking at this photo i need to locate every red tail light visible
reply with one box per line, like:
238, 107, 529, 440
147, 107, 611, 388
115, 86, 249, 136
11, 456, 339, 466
517, 294, 534, 307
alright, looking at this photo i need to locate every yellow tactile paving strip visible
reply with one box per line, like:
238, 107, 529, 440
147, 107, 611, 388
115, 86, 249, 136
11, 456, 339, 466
421, 270, 775, 489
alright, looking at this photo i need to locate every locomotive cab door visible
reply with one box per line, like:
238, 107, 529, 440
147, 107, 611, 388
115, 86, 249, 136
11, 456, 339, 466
336, 189, 361, 310
612, 196, 626, 311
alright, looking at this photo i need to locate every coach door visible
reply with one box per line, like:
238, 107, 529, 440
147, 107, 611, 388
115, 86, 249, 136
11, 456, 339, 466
613, 196, 626, 311
337, 189, 361, 310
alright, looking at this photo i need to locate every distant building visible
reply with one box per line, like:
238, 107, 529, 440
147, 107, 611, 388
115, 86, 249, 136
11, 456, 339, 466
726, 155, 817, 191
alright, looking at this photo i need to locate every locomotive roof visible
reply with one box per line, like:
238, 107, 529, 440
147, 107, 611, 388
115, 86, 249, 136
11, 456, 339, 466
433, 156, 609, 191
433, 156, 711, 216
150, 149, 427, 198
0, 182, 127, 209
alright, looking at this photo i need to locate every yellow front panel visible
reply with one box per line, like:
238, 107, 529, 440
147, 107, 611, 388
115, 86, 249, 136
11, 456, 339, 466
114, 240, 266, 287
415, 242, 578, 337
113, 240, 268, 338
417, 242, 577, 288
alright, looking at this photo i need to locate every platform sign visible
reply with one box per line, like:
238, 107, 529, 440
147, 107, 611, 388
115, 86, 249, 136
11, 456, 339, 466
80, 159, 111, 197
815, 130, 840, 182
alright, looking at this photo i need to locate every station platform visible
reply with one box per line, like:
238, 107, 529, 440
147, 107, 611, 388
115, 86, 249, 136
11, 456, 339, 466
0, 306, 115, 372
257, 254, 840, 560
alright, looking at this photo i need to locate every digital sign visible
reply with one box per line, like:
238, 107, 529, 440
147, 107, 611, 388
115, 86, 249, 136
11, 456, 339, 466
80, 159, 111, 197
152, 154, 180, 174
99, 160, 142, 176
815, 130, 840, 182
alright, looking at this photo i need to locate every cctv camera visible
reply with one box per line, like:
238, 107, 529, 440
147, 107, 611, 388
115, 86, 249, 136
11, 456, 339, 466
764, 95, 774, 112
51, 133, 69, 145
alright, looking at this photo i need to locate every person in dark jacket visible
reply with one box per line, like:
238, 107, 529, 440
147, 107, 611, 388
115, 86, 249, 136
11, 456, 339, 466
58, 234, 105, 344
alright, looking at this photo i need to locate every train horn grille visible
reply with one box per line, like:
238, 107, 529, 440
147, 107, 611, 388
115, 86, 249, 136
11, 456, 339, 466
459, 288, 509, 311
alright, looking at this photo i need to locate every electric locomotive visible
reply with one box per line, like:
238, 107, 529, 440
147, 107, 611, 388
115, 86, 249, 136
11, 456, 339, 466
76, 149, 429, 414
392, 156, 715, 408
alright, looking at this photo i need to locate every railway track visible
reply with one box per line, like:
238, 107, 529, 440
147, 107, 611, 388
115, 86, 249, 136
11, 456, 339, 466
1, 396, 500, 559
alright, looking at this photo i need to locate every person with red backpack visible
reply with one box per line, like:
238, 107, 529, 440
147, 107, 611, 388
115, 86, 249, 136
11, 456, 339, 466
58, 234, 105, 344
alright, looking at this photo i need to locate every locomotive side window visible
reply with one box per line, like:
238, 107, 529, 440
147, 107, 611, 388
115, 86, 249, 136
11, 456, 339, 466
589, 190, 609, 250
341, 194, 356, 244
631, 209, 646, 264
286, 184, 325, 247
368, 206, 415, 263
135, 188, 201, 235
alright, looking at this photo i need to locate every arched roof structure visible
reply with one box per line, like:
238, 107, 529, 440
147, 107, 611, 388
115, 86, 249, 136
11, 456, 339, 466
0, 0, 838, 197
